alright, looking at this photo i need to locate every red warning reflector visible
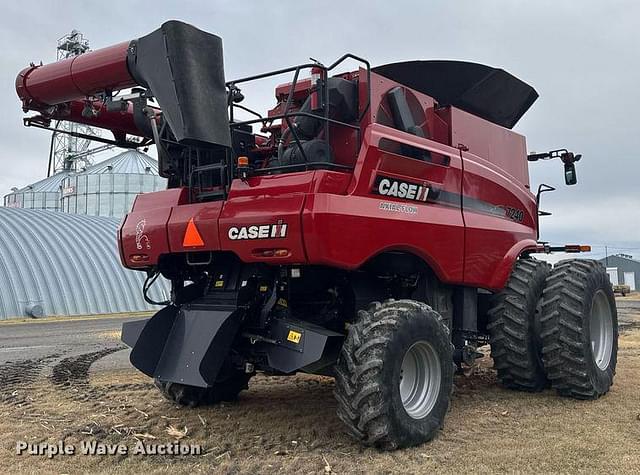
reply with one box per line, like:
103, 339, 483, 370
183, 218, 205, 247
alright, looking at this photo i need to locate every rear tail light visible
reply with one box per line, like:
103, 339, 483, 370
130, 254, 150, 262
252, 248, 291, 258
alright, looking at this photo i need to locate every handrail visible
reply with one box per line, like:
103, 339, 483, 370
226, 53, 371, 169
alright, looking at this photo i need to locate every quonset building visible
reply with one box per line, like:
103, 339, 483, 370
0, 207, 168, 320
0, 150, 168, 320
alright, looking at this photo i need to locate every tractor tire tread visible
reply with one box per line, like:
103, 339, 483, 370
539, 259, 618, 400
334, 299, 454, 450
487, 258, 551, 392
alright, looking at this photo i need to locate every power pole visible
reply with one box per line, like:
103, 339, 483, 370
605, 245, 608, 266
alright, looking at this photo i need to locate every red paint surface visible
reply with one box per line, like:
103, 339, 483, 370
23, 46, 539, 290
17, 42, 134, 108
63, 100, 147, 137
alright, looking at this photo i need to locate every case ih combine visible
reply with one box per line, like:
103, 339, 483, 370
16, 21, 618, 449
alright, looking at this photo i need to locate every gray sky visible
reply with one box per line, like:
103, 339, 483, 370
1, 1, 638, 261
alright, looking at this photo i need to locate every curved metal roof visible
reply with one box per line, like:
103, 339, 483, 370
79, 150, 159, 175
0, 207, 168, 319
5, 150, 158, 198
10, 170, 72, 193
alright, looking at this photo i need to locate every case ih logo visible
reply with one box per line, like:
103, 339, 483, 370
228, 221, 288, 240
374, 176, 429, 202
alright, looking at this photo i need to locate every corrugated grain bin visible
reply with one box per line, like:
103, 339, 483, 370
3, 172, 71, 211
60, 150, 166, 218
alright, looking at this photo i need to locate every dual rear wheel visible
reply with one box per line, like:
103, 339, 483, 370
539, 259, 618, 398
335, 258, 618, 450
488, 258, 618, 399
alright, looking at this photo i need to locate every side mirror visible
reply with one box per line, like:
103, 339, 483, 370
564, 162, 577, 185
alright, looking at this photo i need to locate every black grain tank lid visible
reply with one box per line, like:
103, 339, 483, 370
373, 60, 538, 129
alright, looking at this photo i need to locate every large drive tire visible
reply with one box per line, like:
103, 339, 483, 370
539, 259, 618, 399
487, 258, 551, 391
155, 366, 252, 407
334, 300, 454, 450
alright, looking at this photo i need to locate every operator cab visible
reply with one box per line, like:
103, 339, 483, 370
267, 77, 358, 168
227, 65, 363, 177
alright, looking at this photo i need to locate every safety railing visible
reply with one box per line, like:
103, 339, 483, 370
226, 53, 371, 175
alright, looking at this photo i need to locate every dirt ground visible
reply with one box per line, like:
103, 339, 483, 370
1, 313, 639, 473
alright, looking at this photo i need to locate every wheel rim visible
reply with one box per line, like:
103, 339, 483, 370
590, 290, 614, 371
399, 341, 441, 419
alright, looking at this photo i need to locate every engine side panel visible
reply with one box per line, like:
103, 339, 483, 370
303, 123, 465, 283
217, 172, 313, 264
460, 148, 538, 289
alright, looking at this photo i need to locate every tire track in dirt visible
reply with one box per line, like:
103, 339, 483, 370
51, 347, 124, 399
49, 346, 160, 441
0, 354, 62, 406
50, 346, 154, 402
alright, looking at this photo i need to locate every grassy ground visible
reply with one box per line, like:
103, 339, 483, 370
1, 329, 639, 474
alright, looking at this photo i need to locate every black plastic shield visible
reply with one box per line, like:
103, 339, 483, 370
373, 60, 538, 129
260, 319, 344, 375
127, 20, 231, 148
122, 306, 241, 387
123, 306, 177, 376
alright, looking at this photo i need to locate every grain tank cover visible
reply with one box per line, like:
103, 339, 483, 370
127, 20, 231, 148
372, 60, 538, 129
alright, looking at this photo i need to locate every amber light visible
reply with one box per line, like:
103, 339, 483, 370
253, 248, 291, 258
130, 254, 149, 262
564, 244, 592, 253
237, 156, 249, 167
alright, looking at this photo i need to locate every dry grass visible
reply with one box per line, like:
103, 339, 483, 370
617, 292, 640, 301
97, 330, 124, 341
0, 311, 152, 326
1, 328, 639, 474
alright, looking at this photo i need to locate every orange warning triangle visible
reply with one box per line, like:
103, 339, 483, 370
183, 218, 205, 247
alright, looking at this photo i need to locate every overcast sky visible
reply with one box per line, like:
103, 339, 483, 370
1, 1, 638, 261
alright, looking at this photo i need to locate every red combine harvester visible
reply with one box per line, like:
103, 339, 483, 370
16, 21, 618, 449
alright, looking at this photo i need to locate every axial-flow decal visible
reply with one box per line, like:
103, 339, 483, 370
373, 174, 526, 223
135, 219, 151, 250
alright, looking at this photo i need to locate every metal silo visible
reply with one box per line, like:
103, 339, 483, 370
60, 150, 166, 218
3, 172, 71, 211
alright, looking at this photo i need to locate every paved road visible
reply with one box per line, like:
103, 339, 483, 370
1, 297, 638, 368
0, 315, 146, 369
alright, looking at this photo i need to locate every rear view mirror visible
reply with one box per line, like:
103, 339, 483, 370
564, 162, 577, 185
